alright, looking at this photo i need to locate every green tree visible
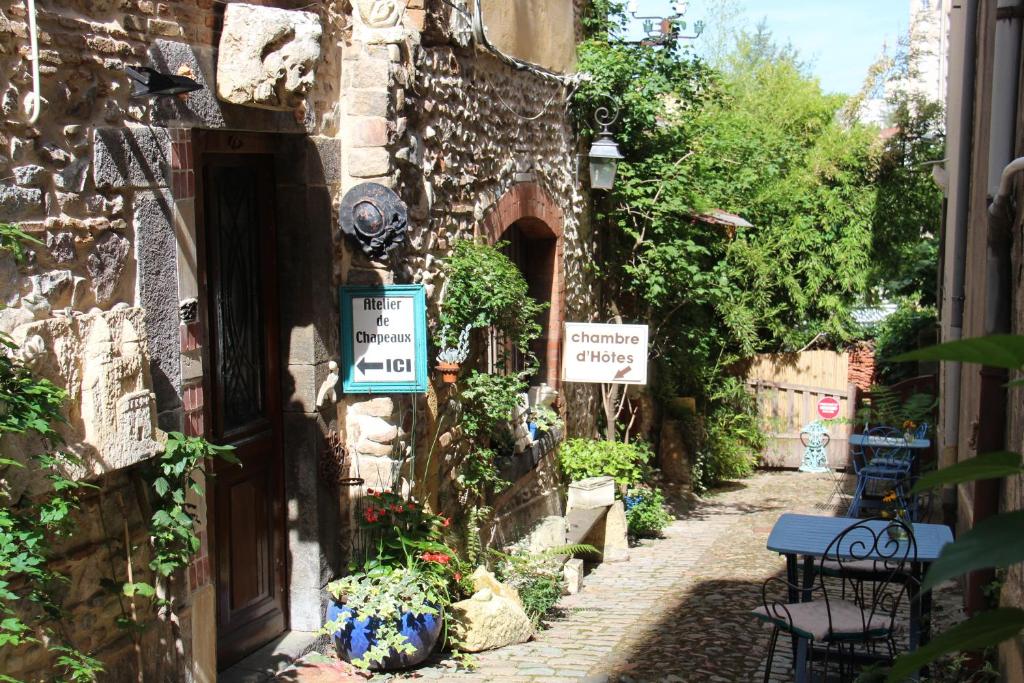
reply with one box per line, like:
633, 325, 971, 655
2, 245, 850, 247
576, 11, 882, 484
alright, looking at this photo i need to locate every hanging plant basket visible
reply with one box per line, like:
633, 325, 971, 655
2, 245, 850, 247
435, 362, 460, 384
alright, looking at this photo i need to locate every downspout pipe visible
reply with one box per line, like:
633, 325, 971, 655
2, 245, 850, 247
25, 0, 40, 124
940, 0, 979, 511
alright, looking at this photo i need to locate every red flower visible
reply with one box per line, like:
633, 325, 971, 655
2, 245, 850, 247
454, 572, 462, 582
441, 517, 451, 528
420, 552, 451, 565
366, 488, 375, 495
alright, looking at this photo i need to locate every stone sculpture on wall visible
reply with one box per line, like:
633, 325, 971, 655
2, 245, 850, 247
352, 0, 409, 42
216, 4, 322, 110
7, 308, 161, 483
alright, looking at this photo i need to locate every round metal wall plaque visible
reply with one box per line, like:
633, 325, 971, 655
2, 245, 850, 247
338, 183, 408, 261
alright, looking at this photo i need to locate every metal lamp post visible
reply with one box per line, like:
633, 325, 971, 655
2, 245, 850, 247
588, 105, 623, 191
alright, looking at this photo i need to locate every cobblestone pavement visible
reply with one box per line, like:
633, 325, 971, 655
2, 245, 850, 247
281, 471, 964, 683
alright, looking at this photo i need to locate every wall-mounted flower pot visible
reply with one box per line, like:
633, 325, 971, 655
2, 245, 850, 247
326, 598, 442, 671
435, 362, 460, 384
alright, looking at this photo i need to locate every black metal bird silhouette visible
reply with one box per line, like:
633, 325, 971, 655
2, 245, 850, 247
125, 66, 203, 98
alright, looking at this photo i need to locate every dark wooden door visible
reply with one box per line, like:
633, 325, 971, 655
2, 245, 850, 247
201, 153, 287, 668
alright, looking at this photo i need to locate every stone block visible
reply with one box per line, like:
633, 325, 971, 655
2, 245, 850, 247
470, 566, 522, 607
348, 58, 390, 89
356, 454, 400, 490
347, 90, 390, 117
13, 164, 46, 186
134, 189, 182, 413
566, 476, 615, 512
93, 125, 170, 189
0, 184, 42, 221
356, 438, 393, 456
348, 147, 390, 177
349, 116, 389, 147
5, 309, 161, 481
659, 418, 691, 486
449, 589, 533, 653
191, 584, 216, 683
310, 136, 342, 184
522, 515, 568, 554
216, 4, 322, 110
350, 397, 393, 417
148, 40, 226, 129
356, 414, 397, 443
563, 558, 584, 595
601, 500, 630, 563
86, 231, 130, 304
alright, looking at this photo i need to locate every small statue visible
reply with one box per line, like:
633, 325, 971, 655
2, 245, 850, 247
798, 420, 831, 473
316, 360, 340, 408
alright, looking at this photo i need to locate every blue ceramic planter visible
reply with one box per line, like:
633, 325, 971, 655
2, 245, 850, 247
326, 599, 442, 671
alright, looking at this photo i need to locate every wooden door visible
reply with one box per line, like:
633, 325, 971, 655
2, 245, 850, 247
201, 152, 287, 668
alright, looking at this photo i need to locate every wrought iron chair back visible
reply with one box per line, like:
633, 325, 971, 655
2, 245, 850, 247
819, 518, 918, 637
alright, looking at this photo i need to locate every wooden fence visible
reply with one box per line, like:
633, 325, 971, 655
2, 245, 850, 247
745, 351, 857, 469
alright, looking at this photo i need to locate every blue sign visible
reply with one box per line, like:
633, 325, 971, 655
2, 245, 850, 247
340, 285, 428, 394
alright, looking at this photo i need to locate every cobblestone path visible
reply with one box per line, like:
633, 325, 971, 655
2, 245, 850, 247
282, 471, 964, 683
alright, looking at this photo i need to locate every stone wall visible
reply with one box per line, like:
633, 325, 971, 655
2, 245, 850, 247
334, 0, 599, 537
0, 466, 177, 681
2, 0, 594, 677
1, 0, 348, 678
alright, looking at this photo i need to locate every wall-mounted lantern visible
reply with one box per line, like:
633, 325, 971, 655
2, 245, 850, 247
588, 105, 624, 191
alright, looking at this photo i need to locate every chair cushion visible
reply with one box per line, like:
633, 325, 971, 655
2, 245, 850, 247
751, 599, 891, 641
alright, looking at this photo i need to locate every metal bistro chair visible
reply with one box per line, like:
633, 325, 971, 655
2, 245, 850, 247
846, 426, 914, 519
752, 518, 918, 682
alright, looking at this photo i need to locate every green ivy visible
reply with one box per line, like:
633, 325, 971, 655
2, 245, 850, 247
436, 240, 547, 361
146, 432, 237, 579
0, 223, 103, 682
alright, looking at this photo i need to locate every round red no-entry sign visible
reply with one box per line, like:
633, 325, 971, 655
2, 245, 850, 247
817, 396, 841, 420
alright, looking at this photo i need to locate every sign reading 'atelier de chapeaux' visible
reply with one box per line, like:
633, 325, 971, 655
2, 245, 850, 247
340, 285, 428, 394
561, 322, 649, 385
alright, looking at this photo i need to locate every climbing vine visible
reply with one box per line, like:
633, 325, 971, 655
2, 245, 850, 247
0, 223, 104, 682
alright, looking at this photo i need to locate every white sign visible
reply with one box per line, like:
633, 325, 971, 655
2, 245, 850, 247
341, 285, 427, 393
561, 322, 649, 385
351, 296, 417, 381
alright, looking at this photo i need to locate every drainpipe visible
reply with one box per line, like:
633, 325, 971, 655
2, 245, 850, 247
24, 0, 40, 124
964, 0, 1023, 617
939, 0, 979, 522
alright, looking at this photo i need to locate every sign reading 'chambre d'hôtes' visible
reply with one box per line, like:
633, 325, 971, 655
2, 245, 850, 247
340, 285, 428, 394
561, 322, 649, 385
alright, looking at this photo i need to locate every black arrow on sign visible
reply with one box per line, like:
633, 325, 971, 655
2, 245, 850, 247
357, 358, 384, 374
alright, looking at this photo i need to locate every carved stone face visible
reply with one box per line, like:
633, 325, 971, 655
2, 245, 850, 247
217, 4, 323, 111
354, 0, 407, 28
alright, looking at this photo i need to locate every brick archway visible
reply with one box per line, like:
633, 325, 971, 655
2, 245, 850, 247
477, 183, 565, 389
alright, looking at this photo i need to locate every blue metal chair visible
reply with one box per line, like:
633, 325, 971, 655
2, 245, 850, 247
846, 426, 914, 518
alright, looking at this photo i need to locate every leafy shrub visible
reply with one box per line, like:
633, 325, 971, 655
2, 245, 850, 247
557, 438, 652, 487
437, 240, 547, 357
873, 300, 937, 384
623, 484, 672, 538
692, 378, 765, 493
517, 574, 563, 628
493, 551, 563, 628
459, 371, 526, 438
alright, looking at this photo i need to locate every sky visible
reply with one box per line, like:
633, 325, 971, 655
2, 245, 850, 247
624, 1, 911, 94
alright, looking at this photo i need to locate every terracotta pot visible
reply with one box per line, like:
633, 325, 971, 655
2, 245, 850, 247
435, 362, 460, 384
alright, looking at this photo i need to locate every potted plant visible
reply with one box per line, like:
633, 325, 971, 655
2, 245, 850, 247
435, 323, 471, 384
528, 405, 561, 441
322, 490, 460, 671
